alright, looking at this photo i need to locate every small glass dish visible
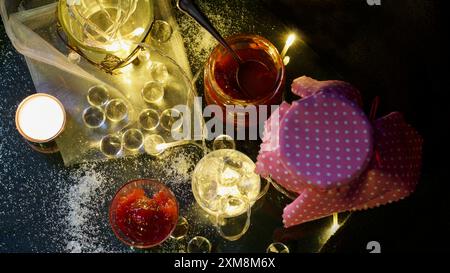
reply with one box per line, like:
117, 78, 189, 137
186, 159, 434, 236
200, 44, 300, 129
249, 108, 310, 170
122, 129, 144, 151
109, 179, 179, 249
100, 134, 123, 157
106, 99, 128, 122
142, 81, 165, 103
139, 109, 160, 131
82, 106, 106, 129
160, 108, 183, 132
149, 20, 173, 43
87, 85, 110, 107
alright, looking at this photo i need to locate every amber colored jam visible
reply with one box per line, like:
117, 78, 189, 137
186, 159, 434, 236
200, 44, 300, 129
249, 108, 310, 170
115, 188, 178, 246
214, 47, 279, 101
205, 35, 285, 113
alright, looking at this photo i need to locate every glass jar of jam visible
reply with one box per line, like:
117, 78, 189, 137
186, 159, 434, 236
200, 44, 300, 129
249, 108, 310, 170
204, 34, 286, 125
109, 179, 179, 249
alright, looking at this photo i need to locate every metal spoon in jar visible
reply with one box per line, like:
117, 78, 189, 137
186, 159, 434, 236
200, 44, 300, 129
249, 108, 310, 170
177, 0, 270, 98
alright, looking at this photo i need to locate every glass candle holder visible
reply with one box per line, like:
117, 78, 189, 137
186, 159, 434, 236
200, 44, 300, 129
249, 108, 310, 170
192, 149, 262, 217
15, 93, 66, 153
109, 179, 179, 249
204, 34, 285, 117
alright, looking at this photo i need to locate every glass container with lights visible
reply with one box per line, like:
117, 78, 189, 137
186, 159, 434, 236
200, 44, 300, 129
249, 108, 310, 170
192, 149, 269, 240
192, 149, 262, 217
57, 0, 154, 72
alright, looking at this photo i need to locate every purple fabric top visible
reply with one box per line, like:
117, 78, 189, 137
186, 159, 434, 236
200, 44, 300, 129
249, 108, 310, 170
278, 91, 373, 190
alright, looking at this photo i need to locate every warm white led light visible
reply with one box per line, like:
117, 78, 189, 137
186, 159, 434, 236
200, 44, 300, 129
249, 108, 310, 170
329, 213, 340, 234
131, 27, 145, 36
286, 34, 296, 48
281, 33, 297, 58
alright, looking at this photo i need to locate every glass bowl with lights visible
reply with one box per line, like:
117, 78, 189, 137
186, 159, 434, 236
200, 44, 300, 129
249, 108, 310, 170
57, 0, 154, 71
191, 149, 270, 241
192, 149, 268, 217
109, 179, 179, 248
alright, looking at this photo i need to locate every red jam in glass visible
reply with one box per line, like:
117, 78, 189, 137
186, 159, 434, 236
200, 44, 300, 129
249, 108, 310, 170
114, 188, 178, 247
205, 34, 285, 108
214, 48, 279, 100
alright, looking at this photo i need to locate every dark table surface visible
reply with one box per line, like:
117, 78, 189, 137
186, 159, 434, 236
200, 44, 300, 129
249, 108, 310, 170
1, 0, 449, 252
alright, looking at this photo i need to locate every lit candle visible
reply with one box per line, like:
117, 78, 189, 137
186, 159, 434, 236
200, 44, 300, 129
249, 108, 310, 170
15, 93, 66, 153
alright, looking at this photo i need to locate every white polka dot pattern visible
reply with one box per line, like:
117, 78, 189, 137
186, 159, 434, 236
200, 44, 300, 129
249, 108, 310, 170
292, 76, 363, 106
259, 102, 291, 154
255, 77, 423, 228
279, 91, 373, 190
281, 112, 423, 227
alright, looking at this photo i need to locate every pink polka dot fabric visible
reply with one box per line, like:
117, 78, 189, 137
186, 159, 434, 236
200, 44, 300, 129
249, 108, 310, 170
292, 76, 363, 107
279, 91, 373, 190
255, 77, 423, 228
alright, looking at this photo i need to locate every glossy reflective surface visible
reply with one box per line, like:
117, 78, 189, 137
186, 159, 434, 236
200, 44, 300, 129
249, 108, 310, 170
3, 0, 442, 253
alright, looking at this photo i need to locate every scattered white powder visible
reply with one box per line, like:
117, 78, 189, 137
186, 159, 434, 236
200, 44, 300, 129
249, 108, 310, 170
1, 0, 277, 252
57, 144, 214, 253
157, 147, 199, 183
61, 164, 114, 253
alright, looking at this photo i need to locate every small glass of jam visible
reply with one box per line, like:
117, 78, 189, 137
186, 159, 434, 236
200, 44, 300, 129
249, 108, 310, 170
109, 179, 179, 249
204, 34, 286, 122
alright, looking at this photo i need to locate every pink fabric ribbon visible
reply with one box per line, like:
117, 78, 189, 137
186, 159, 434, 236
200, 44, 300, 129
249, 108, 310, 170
256, 76, 423, 228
